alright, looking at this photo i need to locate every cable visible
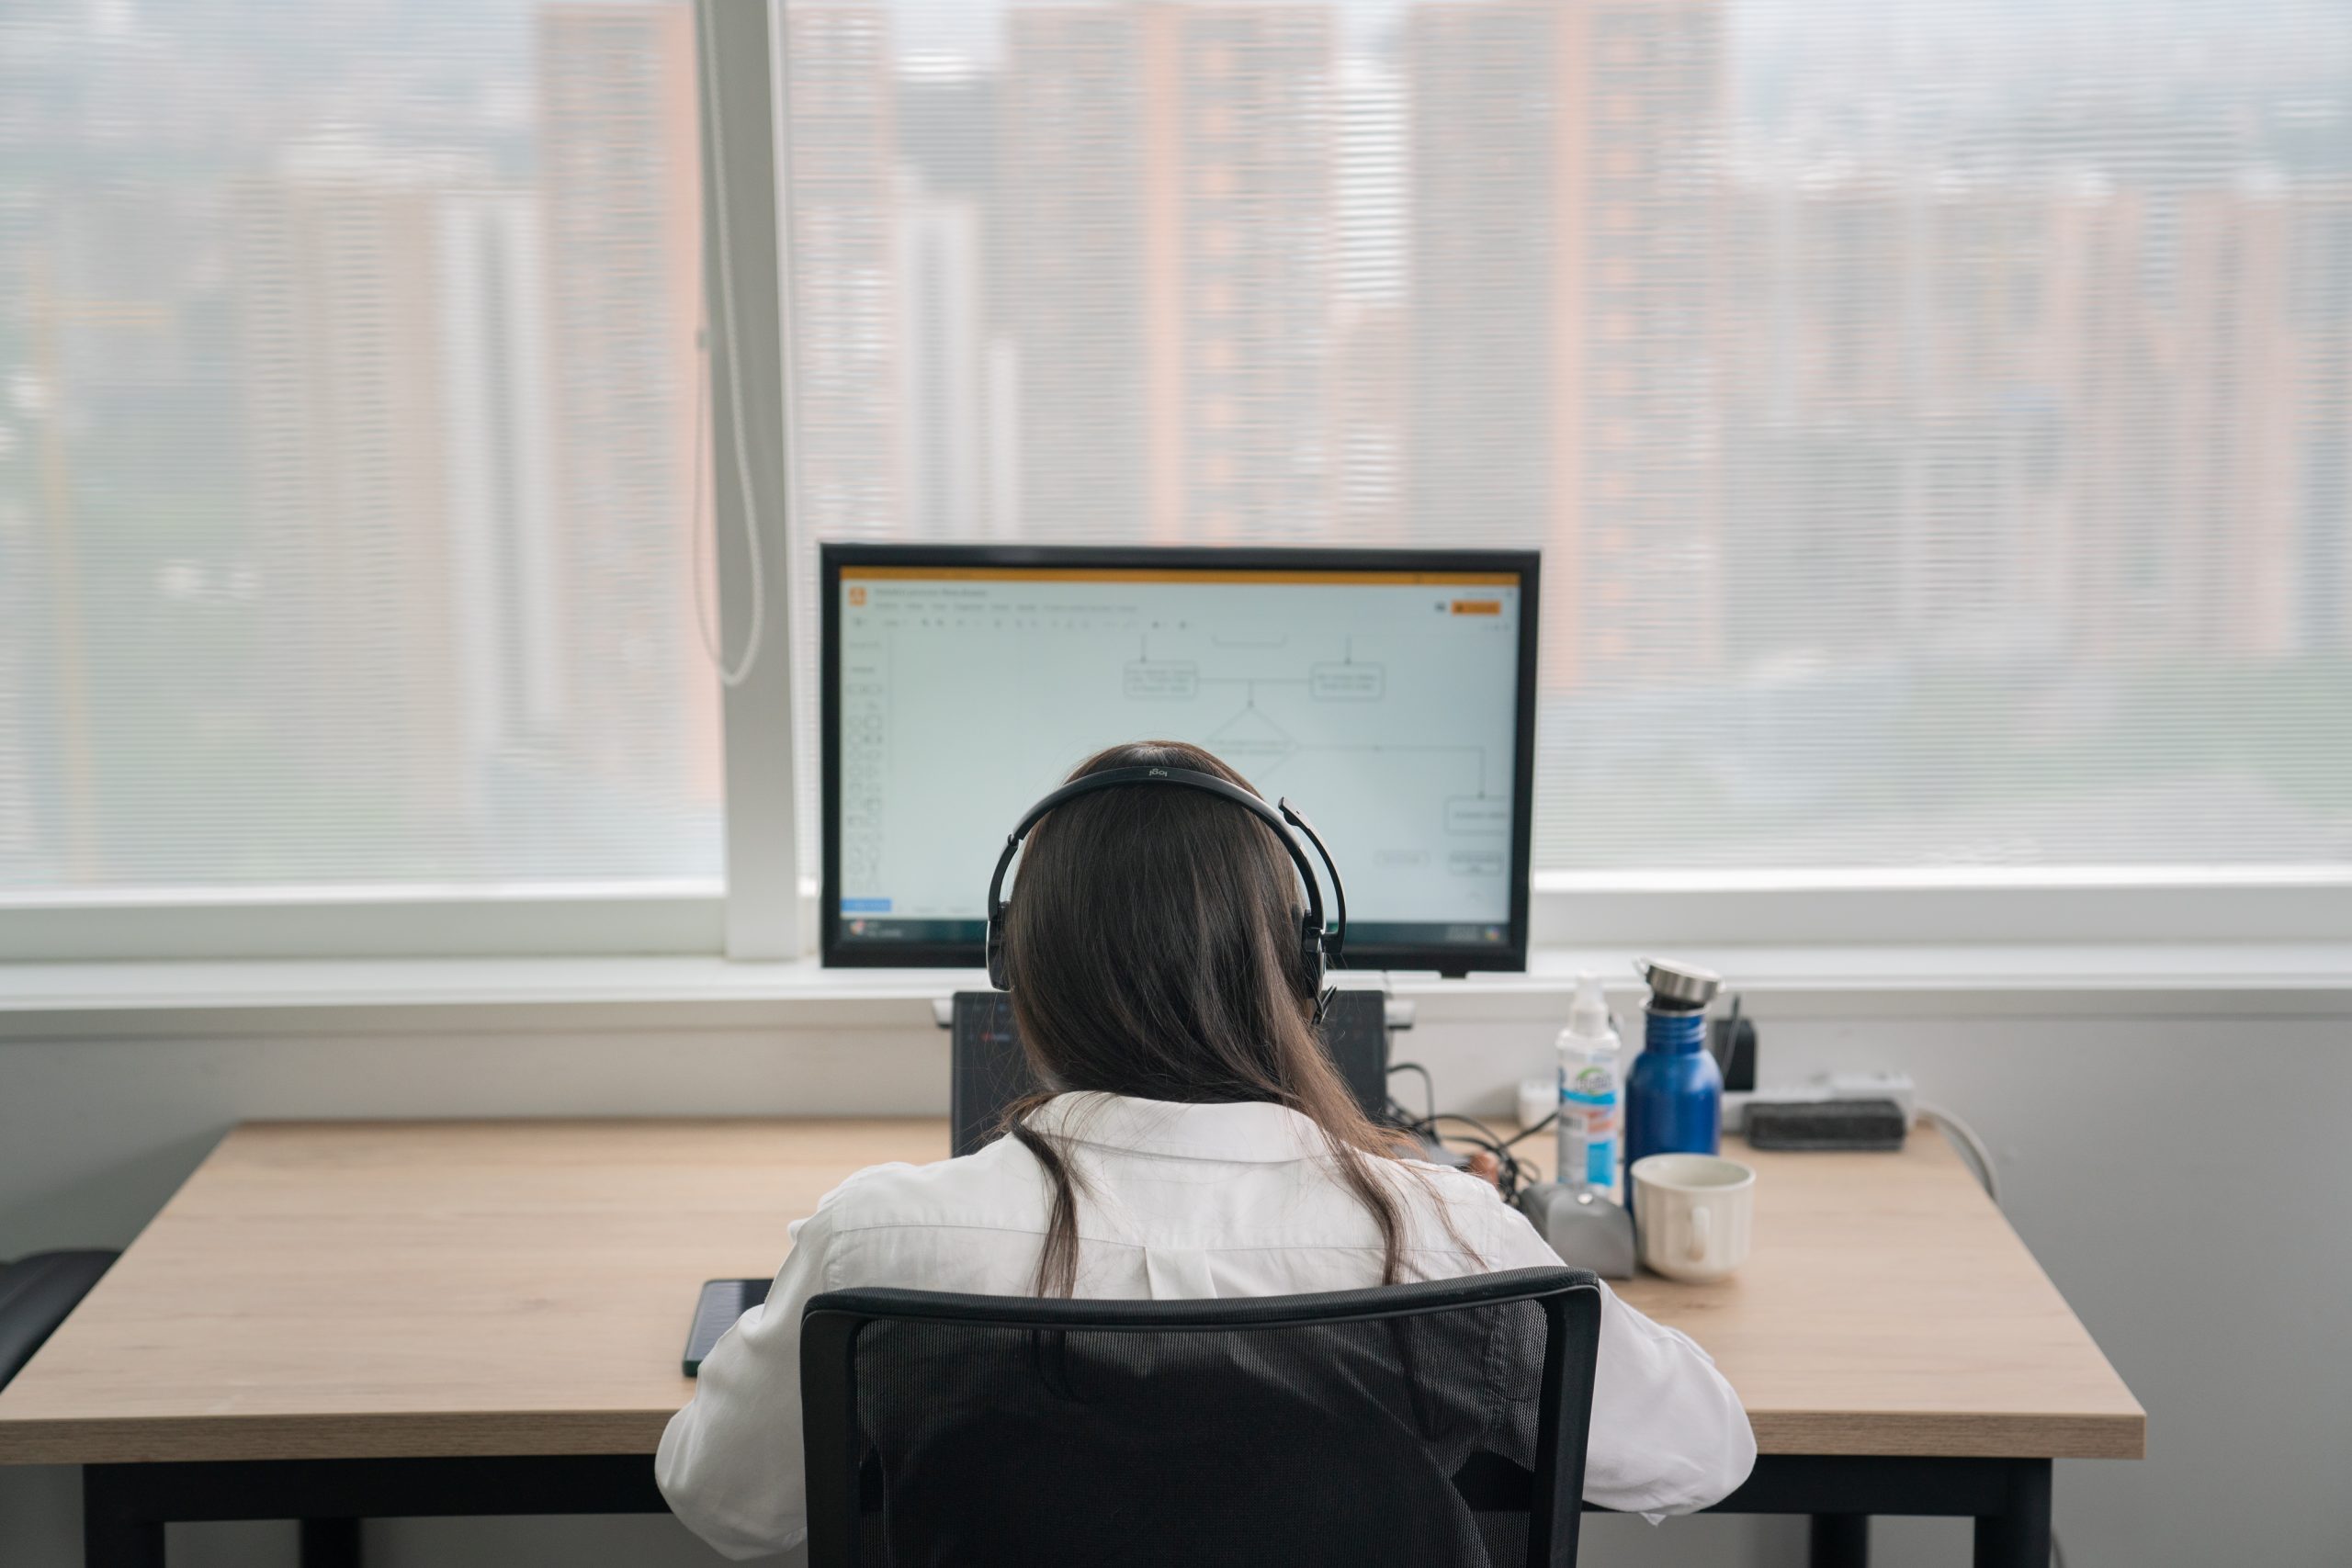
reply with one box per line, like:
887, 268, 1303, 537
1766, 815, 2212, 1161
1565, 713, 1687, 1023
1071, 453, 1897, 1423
687, 0, 767, 690
685, 336, 718, 663
1385, 1061, 1437, 1124
1914, 1103, 2067, 1568
1396, 1112, 1536, 1201
1912, 1105, 2064, 1568
1419, 1110, 1517, 1150
1709, 993, 1741, 1078
1917, 1101, 2000, 1206
1506, 1112, 1555, 1147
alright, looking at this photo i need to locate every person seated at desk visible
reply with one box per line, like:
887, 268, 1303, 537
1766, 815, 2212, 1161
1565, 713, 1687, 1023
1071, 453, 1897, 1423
658, 740, 1755, 1559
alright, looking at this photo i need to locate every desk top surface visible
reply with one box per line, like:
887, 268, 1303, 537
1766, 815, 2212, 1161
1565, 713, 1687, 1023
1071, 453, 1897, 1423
0, 1117, 2143, 1465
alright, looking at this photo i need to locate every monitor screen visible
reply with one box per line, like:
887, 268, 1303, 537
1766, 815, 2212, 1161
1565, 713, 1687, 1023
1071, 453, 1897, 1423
820, 545, 1538, 974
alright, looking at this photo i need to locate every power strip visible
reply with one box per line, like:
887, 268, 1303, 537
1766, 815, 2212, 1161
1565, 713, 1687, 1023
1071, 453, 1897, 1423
1723, 1071, 1917, 1134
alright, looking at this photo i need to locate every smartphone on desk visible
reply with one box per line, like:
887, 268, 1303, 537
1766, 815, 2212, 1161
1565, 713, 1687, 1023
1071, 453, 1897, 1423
684, 1278, 772, 1377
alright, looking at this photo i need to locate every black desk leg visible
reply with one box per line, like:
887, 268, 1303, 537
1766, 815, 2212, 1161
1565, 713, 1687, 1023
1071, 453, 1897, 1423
300, 1518, 362, 1568
1973, 1459, 2052, 1568
82, 1468, 164, 1568
1810, 1513, 1870, 1567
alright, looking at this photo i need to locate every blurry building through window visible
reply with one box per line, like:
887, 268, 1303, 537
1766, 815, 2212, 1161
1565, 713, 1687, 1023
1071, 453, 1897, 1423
4, 0, 2348, 893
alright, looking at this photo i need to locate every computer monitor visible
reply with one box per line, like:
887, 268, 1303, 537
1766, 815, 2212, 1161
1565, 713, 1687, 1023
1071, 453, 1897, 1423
820, 544, 1539, 976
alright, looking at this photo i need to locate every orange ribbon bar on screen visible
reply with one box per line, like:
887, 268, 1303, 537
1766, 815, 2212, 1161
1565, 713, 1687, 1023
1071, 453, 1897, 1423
839, 565, 1521, 588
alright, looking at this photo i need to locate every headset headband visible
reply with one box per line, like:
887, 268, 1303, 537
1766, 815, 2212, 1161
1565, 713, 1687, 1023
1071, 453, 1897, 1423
983, 763, 1348, 995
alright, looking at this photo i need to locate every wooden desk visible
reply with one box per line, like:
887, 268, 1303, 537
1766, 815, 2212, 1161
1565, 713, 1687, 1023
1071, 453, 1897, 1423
1544, 1134, 2144, 1464
0, 1118, 2141, 1567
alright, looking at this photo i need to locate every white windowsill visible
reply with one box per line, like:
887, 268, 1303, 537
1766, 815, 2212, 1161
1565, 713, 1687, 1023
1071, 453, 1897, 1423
3, 943, 2350, 1034
8, 874, 2345, 968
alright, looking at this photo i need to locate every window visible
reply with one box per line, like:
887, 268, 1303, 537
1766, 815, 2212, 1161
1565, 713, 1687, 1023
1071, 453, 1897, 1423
1, 1, 720, 898
780, 0, 2352, 886
7, 0, 2348, 964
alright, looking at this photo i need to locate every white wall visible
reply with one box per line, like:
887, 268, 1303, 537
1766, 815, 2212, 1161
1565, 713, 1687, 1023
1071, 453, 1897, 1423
3, 992, 2346, 1566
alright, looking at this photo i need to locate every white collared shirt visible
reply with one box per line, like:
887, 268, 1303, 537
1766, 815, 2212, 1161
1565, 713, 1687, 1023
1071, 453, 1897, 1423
658, 1093, 1756, 1559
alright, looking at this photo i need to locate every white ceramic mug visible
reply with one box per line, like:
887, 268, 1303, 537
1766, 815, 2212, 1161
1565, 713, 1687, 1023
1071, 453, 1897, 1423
1630, 1153, 1756, 1282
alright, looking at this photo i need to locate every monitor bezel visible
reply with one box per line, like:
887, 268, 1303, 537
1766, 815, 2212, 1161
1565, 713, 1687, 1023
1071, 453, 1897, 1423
820, 541, 1541, 976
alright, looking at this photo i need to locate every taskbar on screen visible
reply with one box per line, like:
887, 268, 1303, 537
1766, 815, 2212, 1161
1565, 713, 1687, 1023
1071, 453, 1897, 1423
835, 917, 989, 946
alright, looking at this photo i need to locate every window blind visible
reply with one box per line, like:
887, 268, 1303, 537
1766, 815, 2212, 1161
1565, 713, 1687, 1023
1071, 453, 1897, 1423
782, 0, 2352, 875
1, 0, 721, 891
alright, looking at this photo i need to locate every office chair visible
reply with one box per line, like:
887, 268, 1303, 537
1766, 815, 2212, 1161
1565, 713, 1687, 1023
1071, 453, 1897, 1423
0, 1250, 118, 1389
799, 1265, 1600, 1568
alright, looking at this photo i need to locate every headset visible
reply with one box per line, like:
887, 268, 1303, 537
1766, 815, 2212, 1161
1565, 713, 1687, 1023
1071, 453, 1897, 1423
983, 764, 1349, 1018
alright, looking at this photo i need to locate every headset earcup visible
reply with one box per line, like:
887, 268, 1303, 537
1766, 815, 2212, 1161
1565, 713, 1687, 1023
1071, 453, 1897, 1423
1301, 916, 1325, 999
986, 915, 1011, 991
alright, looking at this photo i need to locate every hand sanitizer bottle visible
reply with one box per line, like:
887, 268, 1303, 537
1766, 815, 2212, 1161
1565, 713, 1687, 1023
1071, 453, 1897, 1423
1555, 974, 1622, 1198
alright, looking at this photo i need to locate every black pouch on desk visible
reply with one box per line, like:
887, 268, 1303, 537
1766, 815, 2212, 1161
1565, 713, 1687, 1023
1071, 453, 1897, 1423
684, 1278, 772, 1376
1746, 1098, 1907, 1151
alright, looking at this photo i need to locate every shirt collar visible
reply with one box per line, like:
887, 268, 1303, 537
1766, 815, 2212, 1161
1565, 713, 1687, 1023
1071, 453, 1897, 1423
1023, 1091, 1329, 1164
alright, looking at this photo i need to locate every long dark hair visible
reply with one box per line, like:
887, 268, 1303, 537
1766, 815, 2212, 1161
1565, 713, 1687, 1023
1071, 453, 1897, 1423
1001, 739, 1450, 1296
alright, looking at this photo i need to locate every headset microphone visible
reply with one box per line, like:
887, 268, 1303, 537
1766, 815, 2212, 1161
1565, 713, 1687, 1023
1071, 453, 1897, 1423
983, 765, 1349, 1013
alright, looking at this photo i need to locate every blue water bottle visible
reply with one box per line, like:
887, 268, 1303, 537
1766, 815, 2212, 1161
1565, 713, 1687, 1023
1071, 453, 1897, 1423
1623, 957, 1723, 1209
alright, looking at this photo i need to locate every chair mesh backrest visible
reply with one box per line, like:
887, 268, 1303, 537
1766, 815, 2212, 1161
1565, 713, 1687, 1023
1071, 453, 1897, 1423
801, 1268, 1599, 1568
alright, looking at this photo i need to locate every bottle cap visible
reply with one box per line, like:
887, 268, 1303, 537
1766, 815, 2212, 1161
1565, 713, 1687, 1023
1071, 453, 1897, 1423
1635, 955, 1720, 1012
1568, 972, 1611, 1041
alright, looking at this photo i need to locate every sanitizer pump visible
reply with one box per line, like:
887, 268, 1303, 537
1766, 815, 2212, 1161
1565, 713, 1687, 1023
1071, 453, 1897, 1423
1555, 974, 1623, 1198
